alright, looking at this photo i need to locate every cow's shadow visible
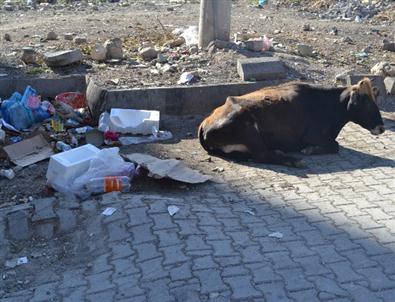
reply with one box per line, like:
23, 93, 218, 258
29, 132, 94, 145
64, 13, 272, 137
229, 145, 395, 178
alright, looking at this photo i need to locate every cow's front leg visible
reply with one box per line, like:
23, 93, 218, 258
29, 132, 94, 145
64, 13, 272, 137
253, 150, 305, 168
301, 141, 339, 155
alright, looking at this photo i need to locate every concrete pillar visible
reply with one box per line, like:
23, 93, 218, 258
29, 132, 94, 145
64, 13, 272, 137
199, 0, 231, 48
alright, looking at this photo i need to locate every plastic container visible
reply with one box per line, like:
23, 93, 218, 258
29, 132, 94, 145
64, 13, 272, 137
46, 144, 100, 191
98, 112, 110, 132
109, 108, 160, 135
84, 176, 131, 194
56, 141, 72, 152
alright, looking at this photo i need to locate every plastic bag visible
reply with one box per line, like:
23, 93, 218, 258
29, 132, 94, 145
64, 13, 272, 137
181, 26, 198, 46
71, 147, 135, 198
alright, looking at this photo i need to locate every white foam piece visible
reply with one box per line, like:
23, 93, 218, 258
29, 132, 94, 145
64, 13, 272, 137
109, 108, 160, 135
46, 144, 100, 190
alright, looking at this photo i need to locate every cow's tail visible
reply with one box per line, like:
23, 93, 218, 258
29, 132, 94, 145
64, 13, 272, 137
198, 122, 210, 152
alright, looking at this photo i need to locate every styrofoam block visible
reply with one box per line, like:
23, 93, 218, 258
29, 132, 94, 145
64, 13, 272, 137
109, 108, 160, 135
46, 144, 100, 189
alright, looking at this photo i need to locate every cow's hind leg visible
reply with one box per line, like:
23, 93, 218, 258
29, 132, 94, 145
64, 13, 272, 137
253, 150, 304, 168
301, 141, 339, 155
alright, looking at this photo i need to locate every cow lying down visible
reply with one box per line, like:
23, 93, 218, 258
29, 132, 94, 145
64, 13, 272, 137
198, 78, 385, 167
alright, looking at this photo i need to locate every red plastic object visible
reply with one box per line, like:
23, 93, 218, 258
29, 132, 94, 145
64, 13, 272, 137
55, 92, 86, 109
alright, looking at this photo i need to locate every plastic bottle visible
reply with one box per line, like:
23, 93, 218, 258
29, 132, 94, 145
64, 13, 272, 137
85, 176, 131, 194
56, 141, 72, 152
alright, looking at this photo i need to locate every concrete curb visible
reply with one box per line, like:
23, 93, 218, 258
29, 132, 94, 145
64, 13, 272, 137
86, 76, 285, 120
0, 74, 86, 99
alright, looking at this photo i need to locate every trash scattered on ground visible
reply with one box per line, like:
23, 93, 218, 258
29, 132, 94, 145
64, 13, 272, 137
5, 256, 28, 268
119, 130, 173, 145
212, 166, 225, 173
55, 92, 86, 109
102, 207, 116, 216
47, 147, 134, 198
86, 176, 131, 194
167, 205, 180, 216
124, 153, 211, 184
4, 134, 54, 167
109, 109, 160, 135
177, 72, 197, 85
46, 144, 100, 192
0, 169, 16, 180
268, 232, 284, 239
244, 209, 256, 216
181, 26, 198, 46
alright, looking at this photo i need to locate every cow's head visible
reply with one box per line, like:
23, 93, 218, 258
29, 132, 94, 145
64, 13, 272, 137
342, 78, 384, 135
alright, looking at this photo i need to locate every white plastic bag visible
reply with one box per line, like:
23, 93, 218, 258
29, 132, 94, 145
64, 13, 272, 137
181, 26, 199, 46
71, 147, 135, 198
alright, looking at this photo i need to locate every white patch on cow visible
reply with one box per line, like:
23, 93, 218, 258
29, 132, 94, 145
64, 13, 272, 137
232, 103, 242, 111
221, 144, 249, 153
214, 118, 228, 128
254, 122, 259, 131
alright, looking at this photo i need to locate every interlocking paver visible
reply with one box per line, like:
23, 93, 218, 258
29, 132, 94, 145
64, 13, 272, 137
194, 269, 229, 294
224, 275, 262, 300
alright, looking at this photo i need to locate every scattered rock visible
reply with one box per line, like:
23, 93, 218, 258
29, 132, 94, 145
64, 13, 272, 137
189, 45, 199, 55
161, 63, 175, 73
342, 36, 353, 44
21, 47, 37, 64
371, 62, 395, 77
303, 24, 312, 31
64, 33, 74, 40
330, 26, 338, 35
4, 33, 11, 42
73, 36, 87, 45
384, 77, 395, 95
3, 4, 14, 11
139, 47, 158, 61
91, 43, 107, 61
237, 57, 286, 81
43, 49, 83, 67
164, 36, 185, 48
46, 31, 58, 41
297, 43, 314, 57
157, 53, 168, 63
104, 38, 123, 60
207, 39, 237, 50
244, 39, 264, 52
383, 41, 395, 52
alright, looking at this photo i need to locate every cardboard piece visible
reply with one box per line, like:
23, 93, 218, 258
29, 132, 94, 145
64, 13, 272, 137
4, 134, 54, 167
125, 153, 211, 184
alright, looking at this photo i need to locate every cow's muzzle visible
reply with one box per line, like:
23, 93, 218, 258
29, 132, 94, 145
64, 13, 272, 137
370, 125, 385, 135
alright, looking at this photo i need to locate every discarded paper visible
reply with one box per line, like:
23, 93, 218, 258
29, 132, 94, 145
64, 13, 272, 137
102, 207, 116, 216
5, 256, 28, 268
168, 205, 180, 216
3, 134, 54, 167
268, 232, 283, 239
124, 153, 211, 184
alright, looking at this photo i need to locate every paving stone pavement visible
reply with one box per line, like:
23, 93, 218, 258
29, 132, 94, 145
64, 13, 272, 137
0, 117, 394, 301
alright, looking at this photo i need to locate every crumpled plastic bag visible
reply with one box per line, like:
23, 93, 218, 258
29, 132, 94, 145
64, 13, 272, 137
72, 147, 135, 198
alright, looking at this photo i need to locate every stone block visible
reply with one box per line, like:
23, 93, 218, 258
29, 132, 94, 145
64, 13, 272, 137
383, 42, 395, 52
34, 223, 55, 239
43, 49, 83, 67
7, 210, 31, 241
237, 57, 286, 81
32, 198, 57, 223
244, 39, 263, 52
384, 77, 395, 95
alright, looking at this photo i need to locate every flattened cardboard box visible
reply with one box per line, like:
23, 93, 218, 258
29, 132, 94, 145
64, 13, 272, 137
4, 134, 54, 167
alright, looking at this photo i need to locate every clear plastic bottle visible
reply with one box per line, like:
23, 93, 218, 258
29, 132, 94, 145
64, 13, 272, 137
85, 176, 131, 194
56, 141, 71, 152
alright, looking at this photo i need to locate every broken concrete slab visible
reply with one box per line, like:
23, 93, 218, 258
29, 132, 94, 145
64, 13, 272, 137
32, 198, 57, 223
43, 49, 83, 67
86, 76, 282, 120
384, 77, 395, 95
104, 38, 123, 60
383, 42, 395, 52
0, 75, 86, 100
7, 211, 31, 241
237, 57, 286, 81
56, 209, 77, 233
244, 40, 263, 52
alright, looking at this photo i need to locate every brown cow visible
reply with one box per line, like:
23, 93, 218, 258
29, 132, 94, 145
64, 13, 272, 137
198, 78, 385, 167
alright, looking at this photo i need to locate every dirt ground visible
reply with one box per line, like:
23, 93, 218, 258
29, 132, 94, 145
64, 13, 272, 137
0, 0, 395, 205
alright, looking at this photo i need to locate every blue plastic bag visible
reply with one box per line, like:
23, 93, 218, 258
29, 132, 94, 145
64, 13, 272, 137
259, 0, 266, 6
0, 86, 49, 130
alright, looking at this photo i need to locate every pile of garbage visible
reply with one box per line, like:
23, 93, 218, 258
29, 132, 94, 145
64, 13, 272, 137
0, 85, 210, 199
280, 0, 393, 21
